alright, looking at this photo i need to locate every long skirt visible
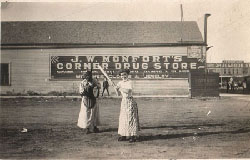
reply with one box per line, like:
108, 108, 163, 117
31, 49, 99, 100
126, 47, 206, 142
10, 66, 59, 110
77, 98, 100, 129
118, 97, 140, 136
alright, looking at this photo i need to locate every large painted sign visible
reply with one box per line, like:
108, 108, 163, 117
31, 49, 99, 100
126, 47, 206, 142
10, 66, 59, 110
50, 55, 205, 79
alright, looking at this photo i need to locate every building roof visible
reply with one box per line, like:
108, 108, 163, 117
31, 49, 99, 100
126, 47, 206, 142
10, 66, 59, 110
1, 21, 204, 48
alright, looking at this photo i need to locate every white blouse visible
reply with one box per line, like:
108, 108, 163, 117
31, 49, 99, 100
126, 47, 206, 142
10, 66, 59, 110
117, 80, 133, 98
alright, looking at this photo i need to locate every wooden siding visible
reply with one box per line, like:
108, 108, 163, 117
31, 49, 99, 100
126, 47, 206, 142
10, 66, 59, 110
189, 71, 219, 97
0, 47, 189, 96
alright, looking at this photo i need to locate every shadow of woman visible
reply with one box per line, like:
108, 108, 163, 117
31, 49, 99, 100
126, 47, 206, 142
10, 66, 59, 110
138, 128, 250, 142
141, 123, 226, 130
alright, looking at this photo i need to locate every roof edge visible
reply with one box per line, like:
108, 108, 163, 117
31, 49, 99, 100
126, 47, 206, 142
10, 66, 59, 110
1, 20, 198, 23
1, 42, 206, 49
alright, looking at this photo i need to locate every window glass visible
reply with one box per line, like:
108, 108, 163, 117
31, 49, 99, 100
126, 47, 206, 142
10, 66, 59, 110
0, 63, 10, 86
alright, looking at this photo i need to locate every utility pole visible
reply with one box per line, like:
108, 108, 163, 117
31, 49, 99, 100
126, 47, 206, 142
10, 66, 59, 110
204, 14, 211, 47
204, 13, 211, 96
204, 13, 211, 73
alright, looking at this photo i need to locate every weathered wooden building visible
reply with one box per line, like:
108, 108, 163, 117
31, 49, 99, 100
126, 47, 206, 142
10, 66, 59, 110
1, 21, 206, 96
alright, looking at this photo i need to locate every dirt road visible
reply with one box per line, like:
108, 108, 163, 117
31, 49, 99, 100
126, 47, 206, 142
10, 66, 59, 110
1, 96, 250, 159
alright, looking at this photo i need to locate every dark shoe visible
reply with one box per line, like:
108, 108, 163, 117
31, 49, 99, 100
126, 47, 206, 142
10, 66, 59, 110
85, 128, 91, 134
93, 127, 100, 133
135, 137, 140, 142
129, 136, 137, 143
118, 136, 127, 141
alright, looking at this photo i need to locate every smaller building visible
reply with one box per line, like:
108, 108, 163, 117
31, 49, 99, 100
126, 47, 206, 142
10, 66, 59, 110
207, 60, 250, 88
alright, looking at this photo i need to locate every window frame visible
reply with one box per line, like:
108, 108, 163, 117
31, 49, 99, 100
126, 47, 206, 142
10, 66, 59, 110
0, 63, 11, 86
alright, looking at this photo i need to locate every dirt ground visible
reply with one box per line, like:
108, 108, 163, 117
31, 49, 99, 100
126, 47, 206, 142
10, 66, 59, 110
1, 96, 250, 159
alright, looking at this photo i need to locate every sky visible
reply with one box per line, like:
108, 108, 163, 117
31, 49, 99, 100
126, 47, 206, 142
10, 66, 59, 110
1, 0, 250, 63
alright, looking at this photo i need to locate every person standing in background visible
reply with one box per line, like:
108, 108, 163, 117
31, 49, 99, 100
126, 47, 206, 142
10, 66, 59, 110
231, 80, 235, 91
102, 77, 110, 96
243, 79, 247, 94
226, 80, 230, 93
229, 77, 234, 91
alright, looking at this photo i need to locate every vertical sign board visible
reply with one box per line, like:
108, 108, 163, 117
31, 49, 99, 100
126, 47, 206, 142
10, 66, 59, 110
189, 71, 219, 97
187, 46, 202, 58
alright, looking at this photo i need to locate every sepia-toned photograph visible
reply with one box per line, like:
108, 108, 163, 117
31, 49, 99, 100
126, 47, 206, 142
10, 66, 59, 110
1, 0, 250, 159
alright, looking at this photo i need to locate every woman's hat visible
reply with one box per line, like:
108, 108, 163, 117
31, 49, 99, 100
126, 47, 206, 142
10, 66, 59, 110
118, 69, 130, 75
82, 71, 92, 79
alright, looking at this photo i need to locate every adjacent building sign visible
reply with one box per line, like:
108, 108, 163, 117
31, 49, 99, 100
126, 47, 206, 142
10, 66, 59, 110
222, 60, 244, 64
207, 63, 244, 68
50, 55, 205, 79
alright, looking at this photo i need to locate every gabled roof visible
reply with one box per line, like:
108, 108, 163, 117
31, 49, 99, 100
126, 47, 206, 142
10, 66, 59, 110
1, 21, 204, 47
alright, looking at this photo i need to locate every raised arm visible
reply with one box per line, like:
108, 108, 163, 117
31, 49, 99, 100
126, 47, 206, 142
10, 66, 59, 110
116, 81, 132, 94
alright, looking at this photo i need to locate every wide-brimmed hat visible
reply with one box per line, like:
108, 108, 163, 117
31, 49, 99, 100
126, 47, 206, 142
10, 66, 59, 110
82, 71, 92, 79
118, 69, 130, 75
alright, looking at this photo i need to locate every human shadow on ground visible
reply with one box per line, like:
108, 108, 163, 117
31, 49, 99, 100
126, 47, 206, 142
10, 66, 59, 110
141, 123, 226, 130
139, 128, 250, 142
100, 123, 225, 133
100, 128, 118, 132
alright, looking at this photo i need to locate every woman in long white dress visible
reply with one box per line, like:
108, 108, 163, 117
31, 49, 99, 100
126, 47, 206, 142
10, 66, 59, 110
115, 69, 140, 143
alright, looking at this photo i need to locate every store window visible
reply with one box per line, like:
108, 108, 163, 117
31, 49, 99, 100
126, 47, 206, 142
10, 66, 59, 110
224, 69, 226, 74
0, 63, 10, 86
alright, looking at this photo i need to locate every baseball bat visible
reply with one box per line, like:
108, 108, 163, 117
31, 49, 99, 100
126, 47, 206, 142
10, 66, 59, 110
98, 65, 119, 96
